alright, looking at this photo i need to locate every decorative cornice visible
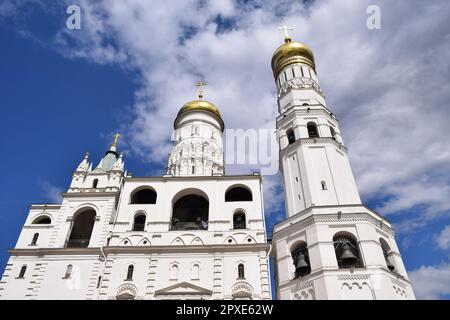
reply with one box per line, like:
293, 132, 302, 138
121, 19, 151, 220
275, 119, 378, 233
9, 243, 270, 256
278, 77, 322, 98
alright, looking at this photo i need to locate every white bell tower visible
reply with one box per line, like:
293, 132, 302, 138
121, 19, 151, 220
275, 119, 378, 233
271, 28, 415, 300
167, 81, 225, 177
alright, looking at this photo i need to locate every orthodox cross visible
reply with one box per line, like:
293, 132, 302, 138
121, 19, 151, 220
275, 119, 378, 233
196, 80, 207, 99
278, 25, 293, 41
112, 133, 120, 146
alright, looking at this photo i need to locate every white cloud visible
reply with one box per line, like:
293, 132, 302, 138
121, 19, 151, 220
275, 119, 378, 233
6, 0, 450, 229
436, 226, 450, 251
41, 182, 63, 203
409, 264, 450, 300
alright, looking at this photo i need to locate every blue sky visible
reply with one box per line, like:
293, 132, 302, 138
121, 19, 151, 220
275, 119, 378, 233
1, 0, 450, 299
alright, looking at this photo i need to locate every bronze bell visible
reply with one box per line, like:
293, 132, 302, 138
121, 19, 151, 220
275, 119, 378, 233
385, 254, 395, 271
295, 253, 309, 270
339, 244, 358, 262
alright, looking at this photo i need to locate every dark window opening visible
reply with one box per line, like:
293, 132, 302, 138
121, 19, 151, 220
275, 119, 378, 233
287, 129, 295, 145
330, 126, 337, 140
67, 209, 96, 248
233, 212, 246, 230
126, 265, 134, 280
171, 194, 209, 230
31, 233, 39, 245
225, 187, 253, 202
32, 216, 51, 224
93, 179, 99, 188
380, 238, 396, 271
130, 188, 157, 204
18, 266, 27, 278
307, 122, 319, 138
238, 264, 245, 279
333, 234, 364, 269
133, 214, 146, 231
291, 242, 311, 278
321, 181, 327, 190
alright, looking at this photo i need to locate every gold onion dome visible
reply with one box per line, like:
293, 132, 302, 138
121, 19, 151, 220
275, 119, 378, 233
175, 81, 224, 131
178, 99, 222, 119
271, 37, 316, 78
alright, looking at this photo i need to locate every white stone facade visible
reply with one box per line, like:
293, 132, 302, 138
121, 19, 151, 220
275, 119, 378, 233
0, 116, 270, 300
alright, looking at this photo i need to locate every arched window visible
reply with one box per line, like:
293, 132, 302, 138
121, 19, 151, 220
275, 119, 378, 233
330, 126, 337, 140
333, 233, 364, 269
32, 216, 51, 224
18, 265, 27, 278
64, 265, 73, 279
170, 264, 179, 280
171, 194, 209, 230
67, 209, 96, 248
225, 186, 253, 202
233, 212, 246, 230
92, 179, 99, 188
380, 238, 396, 271
192, 264, 200, 280
126, 265, 134, 280
307, 122, 319, 138
287, 129, 295, 145
130, 188, 157, 204
30, 233, 39, 245
291, 242, 311, 278
238, 264, 245, 279
132, 213, 146, 231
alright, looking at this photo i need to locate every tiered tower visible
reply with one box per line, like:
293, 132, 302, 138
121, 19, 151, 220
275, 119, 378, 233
271, 28, 415, 300
167, 81, 225, 177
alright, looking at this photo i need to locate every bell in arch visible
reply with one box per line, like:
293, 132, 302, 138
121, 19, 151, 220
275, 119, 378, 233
339, 244, 358, 263
295, 253, 310, 277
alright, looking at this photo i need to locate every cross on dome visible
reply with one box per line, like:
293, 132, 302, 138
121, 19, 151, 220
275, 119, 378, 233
278, 25, 293, 42
196, 80, 207, 99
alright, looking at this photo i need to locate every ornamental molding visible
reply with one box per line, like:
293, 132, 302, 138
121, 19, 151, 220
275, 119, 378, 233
278, 77, 322, 98
338, 274, 370, 281
231, 281, 254, 298
116, 283, 138, 299
273, 211, 395, 240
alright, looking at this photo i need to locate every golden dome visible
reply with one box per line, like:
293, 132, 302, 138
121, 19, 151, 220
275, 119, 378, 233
175, 99, 224, 131
271, 38, 316, 78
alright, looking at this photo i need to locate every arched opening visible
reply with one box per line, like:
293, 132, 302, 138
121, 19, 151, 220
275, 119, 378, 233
130, 187, 157, 204
92, 179, 99, 188
333, 232, 364, 269
171, 194, 209, 230
238, 264, 245, 279
330, 126, 337, 140
291, 242, 311, 278
126, 265, 134, 281
32, 216, 51, 225
18, 265, 27, 278
30, 233, 39, 245
380, 238, 396, 271
192, 264, 200, 280
132, 213, 146, 231
225, 186, 253, 202
307, 122, 319, 138
67, 209, 96, 248
233, 212, 246, 230
64, 265, 73, 279
287, 129, 296, 145
170, 264, 179, 280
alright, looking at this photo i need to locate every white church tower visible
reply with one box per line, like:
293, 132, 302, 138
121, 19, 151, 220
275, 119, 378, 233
271, 28, 415, 300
